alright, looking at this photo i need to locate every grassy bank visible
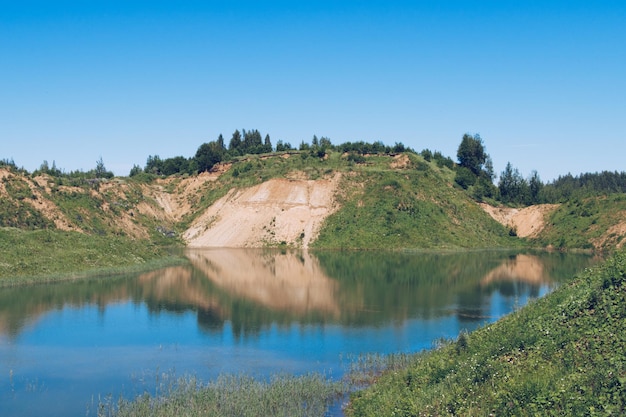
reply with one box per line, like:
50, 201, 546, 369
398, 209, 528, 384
0, 228, 185, 287
347, 249, 626, 416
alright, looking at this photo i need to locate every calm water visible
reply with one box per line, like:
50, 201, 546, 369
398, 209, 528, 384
0, 249, 596, 416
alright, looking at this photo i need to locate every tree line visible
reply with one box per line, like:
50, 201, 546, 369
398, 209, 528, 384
130, 129, 413, 177
3, 132, 624, 206
451, 133, 626, 205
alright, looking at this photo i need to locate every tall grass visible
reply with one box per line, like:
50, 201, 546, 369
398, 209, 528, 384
95, 354, 421, 417
97, 372, 344, 417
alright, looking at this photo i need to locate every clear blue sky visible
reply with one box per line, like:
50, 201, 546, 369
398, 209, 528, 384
2, 0, 625, 181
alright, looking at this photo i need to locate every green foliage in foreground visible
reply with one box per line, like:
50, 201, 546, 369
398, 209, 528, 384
98, 373, 343, 417
0, 228, 180, 286
347, 250, 626, 416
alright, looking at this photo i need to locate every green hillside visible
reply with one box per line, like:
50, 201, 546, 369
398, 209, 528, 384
177, 150, 519, 250
532, 194, 626, 251
313, 153, 516, 249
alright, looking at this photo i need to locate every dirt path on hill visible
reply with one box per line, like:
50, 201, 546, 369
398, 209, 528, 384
480, 203, 559, 238
183, 173, 341, 248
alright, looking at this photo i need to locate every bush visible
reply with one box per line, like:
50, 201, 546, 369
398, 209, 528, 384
454, 166, 477, 189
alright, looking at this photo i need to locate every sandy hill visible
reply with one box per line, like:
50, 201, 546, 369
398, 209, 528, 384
2, 153, 624, 251
183, 174, 341, 248
0, 165, 342, 249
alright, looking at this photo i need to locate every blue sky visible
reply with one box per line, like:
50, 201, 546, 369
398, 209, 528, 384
2, 1, 624, 181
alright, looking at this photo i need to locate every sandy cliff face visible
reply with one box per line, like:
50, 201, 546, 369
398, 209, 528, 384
0, 166, 341, 248
479, 203, 559, 238
183, 174, 341, 248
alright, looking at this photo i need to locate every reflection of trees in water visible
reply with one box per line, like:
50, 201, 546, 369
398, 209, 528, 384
0, 274, 136, 338
316, 251, 560, 325
456, 288, 488, 323
0, 250, 597, 337
196, 306, 225, 331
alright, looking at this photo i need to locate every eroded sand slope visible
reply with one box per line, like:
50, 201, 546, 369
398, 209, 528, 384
184, 174, 341, 248
480, 203, 559, 238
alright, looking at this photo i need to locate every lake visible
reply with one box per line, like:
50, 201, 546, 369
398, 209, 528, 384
0, 249, 597, 416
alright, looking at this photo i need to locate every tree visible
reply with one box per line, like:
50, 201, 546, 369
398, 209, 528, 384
455, 166, 477, 189
161, 156, 190, 176
499, 162, 529, 204
129, 164, 143, 177
264, 134, 272, 153
528, 170, 543, 204
498, 162, 516, 203
228, 130, 242, 153
145, 155, 163, 175
195, 141, 225, 173
94, 157, 113, 179
276, 140, 292, 152
484, 155, 495, 182
242, 129, 263, 154
434, 151, 454, 169
319, 136, 332, 149
392, 142, 406, 153
473, 176, 496, 200
457, 133, 487, 176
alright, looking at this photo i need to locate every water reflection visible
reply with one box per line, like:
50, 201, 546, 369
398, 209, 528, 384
0, 250, 595, 339
481, 254, 550, 286
186, 249, 340, 317
0, 250, 598, 417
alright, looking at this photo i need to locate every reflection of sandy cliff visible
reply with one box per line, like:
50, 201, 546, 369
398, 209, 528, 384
137, 266, 224, 315
481, 254, 551, 286
185, 249, 340, 317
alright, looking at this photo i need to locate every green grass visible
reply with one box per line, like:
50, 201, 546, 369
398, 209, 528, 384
94, 355, 415, 417
0, 228, 184, 286
97, 372, 344, 417
313, 155, 520, 249
347, 249, 626, 416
